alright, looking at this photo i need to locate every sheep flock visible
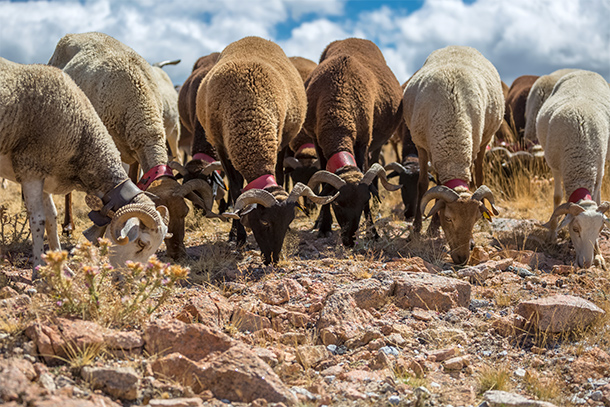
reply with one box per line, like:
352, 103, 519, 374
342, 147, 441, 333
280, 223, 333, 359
1, 32, 609, 276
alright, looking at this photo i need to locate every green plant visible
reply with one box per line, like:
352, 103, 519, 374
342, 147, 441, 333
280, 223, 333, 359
37, 239, 188, 327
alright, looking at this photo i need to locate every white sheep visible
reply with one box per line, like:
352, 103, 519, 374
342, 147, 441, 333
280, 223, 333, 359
524, 68, 578, 144
0, 57, 168, 276
403, 45, 503, 265
538, 70, 610, 268
152, 59, 181, 162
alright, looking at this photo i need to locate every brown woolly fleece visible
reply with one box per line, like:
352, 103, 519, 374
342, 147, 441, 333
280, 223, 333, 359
178, 52, 220, 158
506, 75, 539, 140
303, 38, 403, 170
289, 56, 318, 83
197, 36, 307, 184
48, 32, 168, 173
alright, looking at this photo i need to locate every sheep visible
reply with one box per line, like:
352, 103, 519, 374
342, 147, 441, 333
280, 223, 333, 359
492, 81, 519, 148
0, 57, 168, 276
524, 68, 577, 144
537, 70, 610, 269
48, 32, 210, 260
303, 38, 403, 247
151, 59, 181, 162
403, 45, 503, 265
505, 75, 539, 148
196, 36, 337, 264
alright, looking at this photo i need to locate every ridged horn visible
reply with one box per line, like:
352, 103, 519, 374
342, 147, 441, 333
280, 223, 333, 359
598, 201, 610, 214
284, 157, 303, 169
202, 161, 223, 176
153, 59, 181, 68
169, 161, 188, 176
287, 182, 339, 205
109, 204, 163, 245
471, 185, 499, 215
420, 186, 460, 217
308, 170, 346, 191
542, 202, 585, 229
156, 205, 170, 226
234, 189, 278, 211
177, 179, 215, 210
486, 146, 512, 161
362, 163, 401, 191
384, 162, 407, 174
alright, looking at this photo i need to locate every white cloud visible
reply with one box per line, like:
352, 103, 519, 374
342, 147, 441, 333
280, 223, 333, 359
0, 0, 608, 86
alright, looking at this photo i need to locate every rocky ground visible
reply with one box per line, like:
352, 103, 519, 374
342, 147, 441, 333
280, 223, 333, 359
1, 174, 610, 407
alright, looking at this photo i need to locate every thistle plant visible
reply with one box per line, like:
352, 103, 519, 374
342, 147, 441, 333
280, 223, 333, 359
37, 239, 188, 327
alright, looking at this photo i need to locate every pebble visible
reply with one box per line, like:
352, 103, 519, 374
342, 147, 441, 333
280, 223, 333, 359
430, 381, 441, 389
388, 395, 401, 405
365, 392, 380, 399
470, 299, 489, 309
25, 288, 37, 296
324, 375, 335, 383
379, 346, 400, 356
498, 350, 508, 357
482, 350, 492, 357
514, 368, 526, 378
591, 390, 603, 401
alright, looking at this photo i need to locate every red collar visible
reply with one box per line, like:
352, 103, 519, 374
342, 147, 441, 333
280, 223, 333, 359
243, 174, 278, 192
192, 153, 216, 163
296, 143, 315, 155
326, 151, 357, 173
569, 188, 592, 203
136, 164, 175, 190
444, 179, 469, 190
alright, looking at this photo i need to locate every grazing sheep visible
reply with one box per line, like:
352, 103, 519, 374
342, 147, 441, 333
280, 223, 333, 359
505, 75, 539, 147
151, 59, 181, 162
524, 68, 577, 144
537, 70, 610, 268
403, 45, 503, 265
0, 58, 168, 275
48, 32, 208, 260
492, 81, 519, 148
197, 36, 336, 264
304, 38, 403, 247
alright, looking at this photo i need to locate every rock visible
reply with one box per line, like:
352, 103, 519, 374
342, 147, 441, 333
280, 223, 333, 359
443, 356, 469, 371
279, 332, 307, 346
144, 319, 233, 361
148, 398, 204, 407
231, 307, 272, 332
551, 264, 576, 275
385, 333, 406, 347
174, 291, 233, 327
0, 358, 40, 402
344, 279, 394, 310
258, 278, 306, 305
25, 318, 105, 365
428, 348, 456, 363
0, 286, 18, 299
516, 295, 605, 333
150, 353, 206, 393
457, 264, 491, 284
81, 366, 140, 400
412, 308, 434, 321
483, 390, 558, 406
103, 330, 143, 350
492, 315, 526, 337
317, 291, 372, 343
295, 345, 330, 369
393, 273, 471, 312
470, 246, 490, 263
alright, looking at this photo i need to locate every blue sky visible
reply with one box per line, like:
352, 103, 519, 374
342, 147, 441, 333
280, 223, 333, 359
1, 0, 609, 86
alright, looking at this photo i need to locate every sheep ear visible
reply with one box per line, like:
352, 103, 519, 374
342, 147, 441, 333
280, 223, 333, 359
558, 214, 573, 230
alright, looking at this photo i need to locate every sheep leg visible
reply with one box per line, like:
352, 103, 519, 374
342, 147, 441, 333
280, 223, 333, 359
43, 193, 61, 251
128, 163, 140, 183
363, 200, 379, 241
413, 149, 430, 234
594, 240, 607, 270
22, 180, 46, 275
219, 152, 247, 245
474, 143, 486, 188
276, 146, 286, 187
62, 193, 74, 236
548, 170, 563, 242
316, 203, 334, 237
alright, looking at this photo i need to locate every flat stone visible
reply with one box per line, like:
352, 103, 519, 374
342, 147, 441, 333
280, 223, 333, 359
295, 345, 330, 368
231, 307, 271, 332
484, 390, 558, 406
81, 366, 140, 400
258, 278, 306, 305
174, 291, 233, 328
103, 331, 143, 350
148, 397, 203, 407
393, 273, 471, 312
443, 356, 469, 371
516, 295, 605, 333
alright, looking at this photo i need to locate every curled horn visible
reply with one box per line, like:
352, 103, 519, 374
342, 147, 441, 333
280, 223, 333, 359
202, 161, 223, 176
486, 146, 512, 161
176, 179, 215, 211
420, 186, 460, 217
284, 157, 303, 169
384, 162, 407, 174
308, 170, 346, 191
541, 202, 585, 229
287, 182, 339, 205
597, 201, 610, 215
169, 161, 188, 176
153, 59, 181, 68
234, 189, 278, 211
471, 185, 499, 215
109, 204, 164, 245
361, 163, 401, 191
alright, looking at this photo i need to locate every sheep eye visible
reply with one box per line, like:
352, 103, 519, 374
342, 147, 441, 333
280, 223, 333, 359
572, 227, 580, 236
260, 219, 270, 227
445, 217, 452, 224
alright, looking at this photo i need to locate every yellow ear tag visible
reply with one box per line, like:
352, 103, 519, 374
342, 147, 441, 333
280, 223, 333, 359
483, 212, 491, 221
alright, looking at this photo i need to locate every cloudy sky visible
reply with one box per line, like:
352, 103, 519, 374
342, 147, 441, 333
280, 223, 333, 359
1, 0, 609, 87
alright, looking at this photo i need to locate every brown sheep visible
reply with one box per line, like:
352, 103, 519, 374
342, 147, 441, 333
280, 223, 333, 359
48, 32, 210, 260
304, 38, 403, 247
506, 75, 539, 148
197, 37, 336, 264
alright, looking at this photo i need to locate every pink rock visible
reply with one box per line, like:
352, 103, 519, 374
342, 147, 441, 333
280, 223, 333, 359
144, 319, 233, 361
295, 345, 330, 368
175, 291, 233, 327
150, 353, 206, 393
0, 358, 40, 402
258, 278, 306, 305
148, 398, 203, 407
516, 294, 605, 333
393, 273, 471, 312
231, 307, 271, 332
428, 348, 456, 363
103, 331, 143, 350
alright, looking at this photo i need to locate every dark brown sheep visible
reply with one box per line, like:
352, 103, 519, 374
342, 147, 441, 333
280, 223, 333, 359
304, 38, 403, 247
506, 75, 539, 148
197, 37, 336, 264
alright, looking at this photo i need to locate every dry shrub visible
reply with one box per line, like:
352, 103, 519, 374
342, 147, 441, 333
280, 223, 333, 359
476, 364, 511, 395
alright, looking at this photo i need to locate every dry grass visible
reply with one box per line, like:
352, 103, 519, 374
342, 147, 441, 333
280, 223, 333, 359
476, 364, 512, 395
522, 369, 564, 404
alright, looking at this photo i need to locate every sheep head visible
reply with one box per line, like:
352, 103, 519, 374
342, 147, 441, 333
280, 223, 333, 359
309, 163, 400, 247
104, 194, 169, 267
284, 155, 320, 190
385, 157, 428, 221
544, 200, 609, 268
224, 183, 338, 264
421, 185, 498, 265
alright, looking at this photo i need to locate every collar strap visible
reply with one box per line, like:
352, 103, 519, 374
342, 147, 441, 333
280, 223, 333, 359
569, 188, 592, 203
444, 179, 469, 190
192, 153, 216, 163
243, 174, 278, 192
326, 151, 357, 173
296, 143, 315, 155
88, 179, 143, 227
137, 164, 175, 190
